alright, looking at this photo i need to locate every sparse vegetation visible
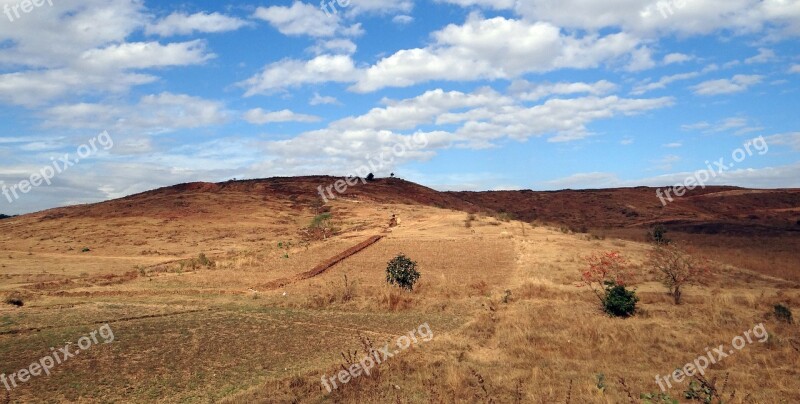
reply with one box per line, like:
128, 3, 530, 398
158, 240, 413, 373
197, 252, 212, 267
386, 253, 420, 291
495, 212, 514, 222
366, 173, 375, 181
306, 275, 357, 308
465, 213, 476, 228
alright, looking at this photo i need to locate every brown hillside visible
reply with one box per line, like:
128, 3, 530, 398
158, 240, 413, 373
450, 187, 800, 281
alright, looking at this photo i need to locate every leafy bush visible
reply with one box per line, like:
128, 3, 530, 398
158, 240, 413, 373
386, 254, 420, 291
684, 380, 713, 402
366, 173, 375, 181
603, 283, 638, 317
775, 303, 793, 324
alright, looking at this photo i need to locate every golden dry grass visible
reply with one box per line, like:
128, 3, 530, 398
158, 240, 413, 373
0, 198, 798, 403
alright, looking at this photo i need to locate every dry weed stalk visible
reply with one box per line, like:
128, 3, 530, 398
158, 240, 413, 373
692, 372, 735, 403
565, 378, 573, 404
469, 368, 493, 403
616, 377, 637, 404
513, 378, 524, 403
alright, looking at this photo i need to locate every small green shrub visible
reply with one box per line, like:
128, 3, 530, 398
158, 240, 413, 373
775, 304, 793, 324
310, 213, 332, 229
603, 283, 638, 317
595, 373, 606, 392
386, 254, 420, 291
81, 247, 91, 253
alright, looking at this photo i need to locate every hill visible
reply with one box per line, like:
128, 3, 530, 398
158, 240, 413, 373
0, 176, 798, 402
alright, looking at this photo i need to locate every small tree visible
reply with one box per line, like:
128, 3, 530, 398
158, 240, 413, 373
579, 251, 638, 317
648, 244, 709, 305
648, 224, 670, 245
366, 173, 375, 181
580, 251, 633, 303
386, 254, 420, 291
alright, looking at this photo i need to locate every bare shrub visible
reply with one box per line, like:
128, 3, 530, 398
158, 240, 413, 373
648, 244, 709, 305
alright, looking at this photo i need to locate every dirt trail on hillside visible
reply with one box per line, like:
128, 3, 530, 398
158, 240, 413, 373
257, 235, 384, 290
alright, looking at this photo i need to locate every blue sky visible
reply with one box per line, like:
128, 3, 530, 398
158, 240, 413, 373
0, 0, 799, 214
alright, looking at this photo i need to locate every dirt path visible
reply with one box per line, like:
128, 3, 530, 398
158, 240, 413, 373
257, 235, 384, 290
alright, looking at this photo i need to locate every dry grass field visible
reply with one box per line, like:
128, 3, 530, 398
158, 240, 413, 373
1, 178, 798, 403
